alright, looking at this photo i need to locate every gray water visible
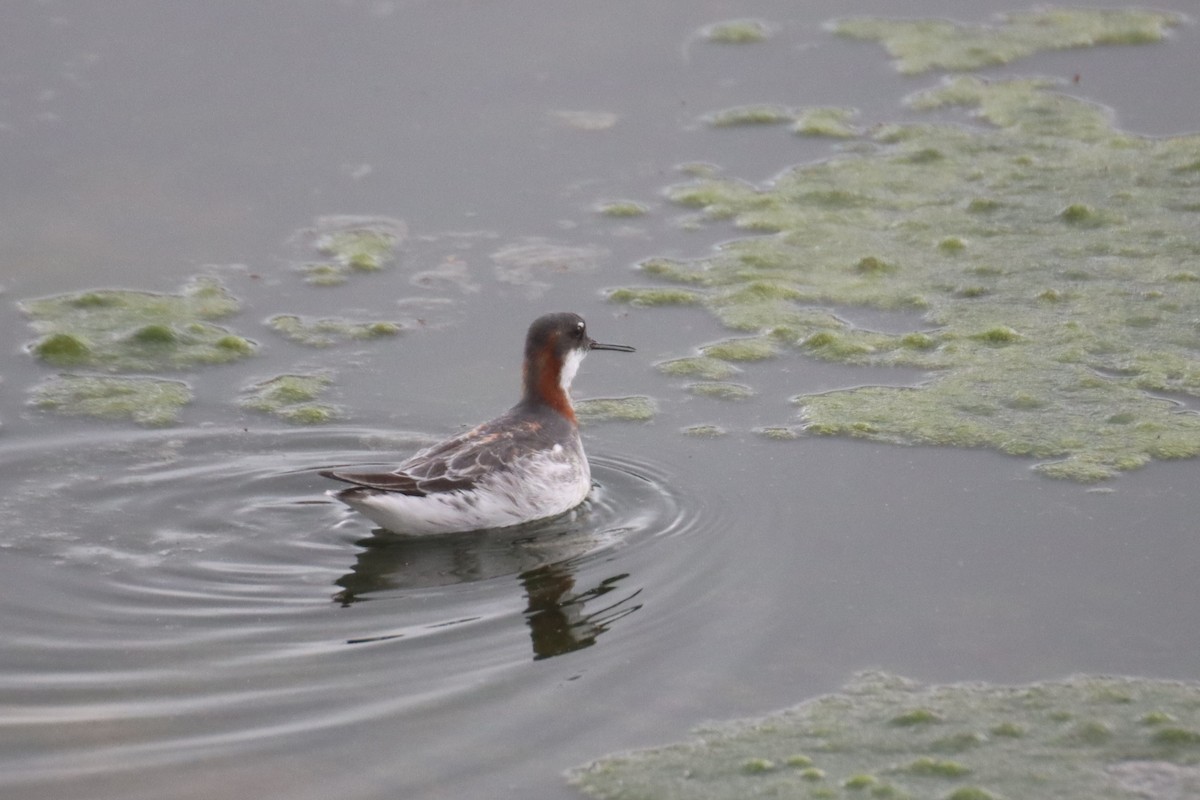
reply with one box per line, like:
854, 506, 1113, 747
2, 2, 1199, 799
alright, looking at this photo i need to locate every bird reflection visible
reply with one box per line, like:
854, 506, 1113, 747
521, 562, 640, 660
333, 523, 641, 660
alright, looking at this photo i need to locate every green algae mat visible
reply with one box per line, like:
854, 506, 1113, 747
15, 216, 405, 426
31, 375, 192, 427
569, 671, 1200, 800
833, 8, 1180, 74
239, 373, 340, 424
22, 277, 254, 373
612, 9, 1199, 482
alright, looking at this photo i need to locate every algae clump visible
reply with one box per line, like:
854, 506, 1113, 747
319, 230, 398, 271
682, 424, 726, 438
32, 375, 191, 426
702, 337, 777, 362
833, 8, 1180, 74
596, 201, 650, 218
608, 287, 703, 307
657, 356, 741, 381
756, 426, 800, 441
31, 333, 92, 367
707, 105, 795, 128
296, 216, 406, 285
267, 314, 402, 348
575, 396, 657, 424
21, 277, 255, 372
568, 671, 1200, 800
621, 61, 1200, 480
704, 19, 772, 44
240, 373, 339, 424
793, 107, 860, 139
687, 382, 755, 401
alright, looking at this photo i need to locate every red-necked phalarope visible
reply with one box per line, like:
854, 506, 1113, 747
321, 312, 635, 534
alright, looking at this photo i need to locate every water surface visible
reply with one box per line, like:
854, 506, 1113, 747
2, 2, 1198, 799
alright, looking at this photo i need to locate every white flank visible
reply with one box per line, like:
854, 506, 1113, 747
331, 443, 592, 535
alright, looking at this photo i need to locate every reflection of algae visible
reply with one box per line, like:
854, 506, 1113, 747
32, 375, 191, 426
569, 671, 1200, 800
267, 314, 401, 347
21, 277, 255, 372
614, 73, 1200, 481
575, 396, 657, 424
240, 373, 339, 424
833, 8, 1180, 74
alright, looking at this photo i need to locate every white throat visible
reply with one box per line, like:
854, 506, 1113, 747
559, 348, 586, 392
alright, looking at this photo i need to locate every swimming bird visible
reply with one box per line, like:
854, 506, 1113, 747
322, 312, 635, 534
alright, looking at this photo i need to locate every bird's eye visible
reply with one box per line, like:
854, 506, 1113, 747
574, 322, 585, 338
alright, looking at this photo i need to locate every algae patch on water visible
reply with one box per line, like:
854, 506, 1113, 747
596, 201, 650, 218
267, 314, 402, 348
32, 375, 192, 426
575, 396, 657, 424
703, 19, 773, 45
294, 216, 406, 285
706, 105, 862, 137
614, 66, 1200, 480
833, 8, 1181, 74
21, 277, 255, 372
568, 671, 1200, 800
688, 382, 755, 401
793, 107, 860, 139
240, 373, 339, 424
707, 104, 796, 128
657, 356, 741, 381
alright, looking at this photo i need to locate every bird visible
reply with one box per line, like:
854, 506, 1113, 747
321, 312, 635, 534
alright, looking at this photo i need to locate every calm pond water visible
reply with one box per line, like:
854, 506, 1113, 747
2, 2, 1198, 799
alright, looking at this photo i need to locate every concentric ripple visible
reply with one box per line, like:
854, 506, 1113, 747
0, 426, 705, 798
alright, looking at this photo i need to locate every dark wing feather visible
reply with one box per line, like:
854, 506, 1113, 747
322, 410, 561, 496
319, 468, 429, 495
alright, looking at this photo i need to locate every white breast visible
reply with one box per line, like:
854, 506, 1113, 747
559, 348, 586, 391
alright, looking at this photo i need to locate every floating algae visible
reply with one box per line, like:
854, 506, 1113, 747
21, 277, 255, 372
596, 201, 650, 218
682, 424, 726, 438
792, 107, 860, 139
32, 375, 191, 426
687, 382, 755, 401
295, 216, 406, 285
612, 61, 1200, 479
832, 8, 1181, 74
703, 19, 773, 44
239, 373, 339, 424
569, 671, 1200, 800
607, 287, 703, 308
267, 314, 401, 348
707, 105, 796, 128
756, 426, 800, 441
657, 356, 741, 381
702, 336, 777, 363
575, 396, 657, 424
